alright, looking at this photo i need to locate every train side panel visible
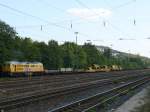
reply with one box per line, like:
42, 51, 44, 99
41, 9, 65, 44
1, 61, 44, 76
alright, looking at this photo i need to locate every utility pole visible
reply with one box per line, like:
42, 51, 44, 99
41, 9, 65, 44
74, 32, 78, 45
128, 50, 130, 64
74, 32, 78, 71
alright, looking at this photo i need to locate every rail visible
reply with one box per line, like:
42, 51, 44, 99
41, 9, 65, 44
50, 76, 150, 112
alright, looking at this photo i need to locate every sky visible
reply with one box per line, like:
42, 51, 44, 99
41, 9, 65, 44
0, 0, 150, 57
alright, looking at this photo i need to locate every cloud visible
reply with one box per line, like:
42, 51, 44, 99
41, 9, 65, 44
67, 8, 112, 20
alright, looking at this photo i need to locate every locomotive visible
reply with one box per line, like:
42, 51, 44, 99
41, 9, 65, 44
0, 61, 44, 76
86, 64, 122, 72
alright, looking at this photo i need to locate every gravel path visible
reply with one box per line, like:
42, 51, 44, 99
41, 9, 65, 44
114, 86, 149, 112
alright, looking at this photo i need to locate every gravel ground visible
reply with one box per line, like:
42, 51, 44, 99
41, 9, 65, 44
7, 82, 118, 112
113, 86, 149, 112
6, 79, 140, 112
1, 70, 149, 112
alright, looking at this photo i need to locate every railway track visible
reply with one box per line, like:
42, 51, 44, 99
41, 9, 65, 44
0, 70, 149, 99
0, 69, 149, 84
50, 76, 150, 112
0, 69, 149, 89
0, 69, 149, 112
0, 75, 139, 105
0, 75, 149, 111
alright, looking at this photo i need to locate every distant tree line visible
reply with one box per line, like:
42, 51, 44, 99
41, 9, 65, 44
0, 20, 150, 69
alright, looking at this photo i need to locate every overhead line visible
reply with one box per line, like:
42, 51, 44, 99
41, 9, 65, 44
0, 2, 97, 41
34, 0, 137, 25
34, 0, 138, 40
112, 0, 137, 10
35, 0, 66, 13
74, 0, 89, 8
0, 1, 137, 42
0, 3, 72, 31
74, 0, 136, 39
37, 0, 128, 40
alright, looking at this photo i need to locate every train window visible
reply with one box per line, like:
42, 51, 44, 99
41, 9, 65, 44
31, 65, 34, 67
24, 65, 29, 67
17, 64, 22, 67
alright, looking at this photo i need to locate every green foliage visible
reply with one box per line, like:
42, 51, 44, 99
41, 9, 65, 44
103, 48, 112, 59
61, 42, 76, 68
47, 40, 63, 69
0, 20, 16, 65
83, 43, 102, 66
0, 20, 150, 69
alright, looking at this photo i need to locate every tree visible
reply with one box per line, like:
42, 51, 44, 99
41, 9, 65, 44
103, 48, 112, 59
0, 20, 16, 37
82, 43, 102, 66
20, 38, 40, 61
61, 42, 76, 68
47, 40, 63, 69
35, 42, 49, 69
0, 20, 17, 65
77, 47, 87, 68
0, 20, 150, 70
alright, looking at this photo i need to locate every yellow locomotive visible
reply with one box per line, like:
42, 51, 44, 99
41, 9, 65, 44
86, 64, 122, 72
110, 65, 122, 71
2, 61, 44, 75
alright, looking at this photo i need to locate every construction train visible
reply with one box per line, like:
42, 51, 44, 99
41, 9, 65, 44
0, 61, 122, 76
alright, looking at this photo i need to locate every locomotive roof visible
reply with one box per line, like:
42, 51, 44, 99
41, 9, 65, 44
5, 61, 43, 64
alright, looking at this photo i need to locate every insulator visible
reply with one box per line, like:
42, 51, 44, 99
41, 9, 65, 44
71, 21, 72, 29
134, 19, 136, 26
103, 21, 106, 27
41, 25, 43, 31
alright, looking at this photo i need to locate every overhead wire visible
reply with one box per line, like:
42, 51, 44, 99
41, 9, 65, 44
112, 0, 137, 10
33, 0, 86, 28
74, 0, 137, 40
35, 0, 66, 13
74, 0, 117, 42
0, 0, 138, 42
34, 0, 103, 33
73, 0, 118, 39
103, 0, 112, 8
0, 3, 72, 31
33, 0, 105, 26
11, 0, 138, 29
8, 0, 137, 30
33, 0, 104, 39
0, 2, 94, 40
